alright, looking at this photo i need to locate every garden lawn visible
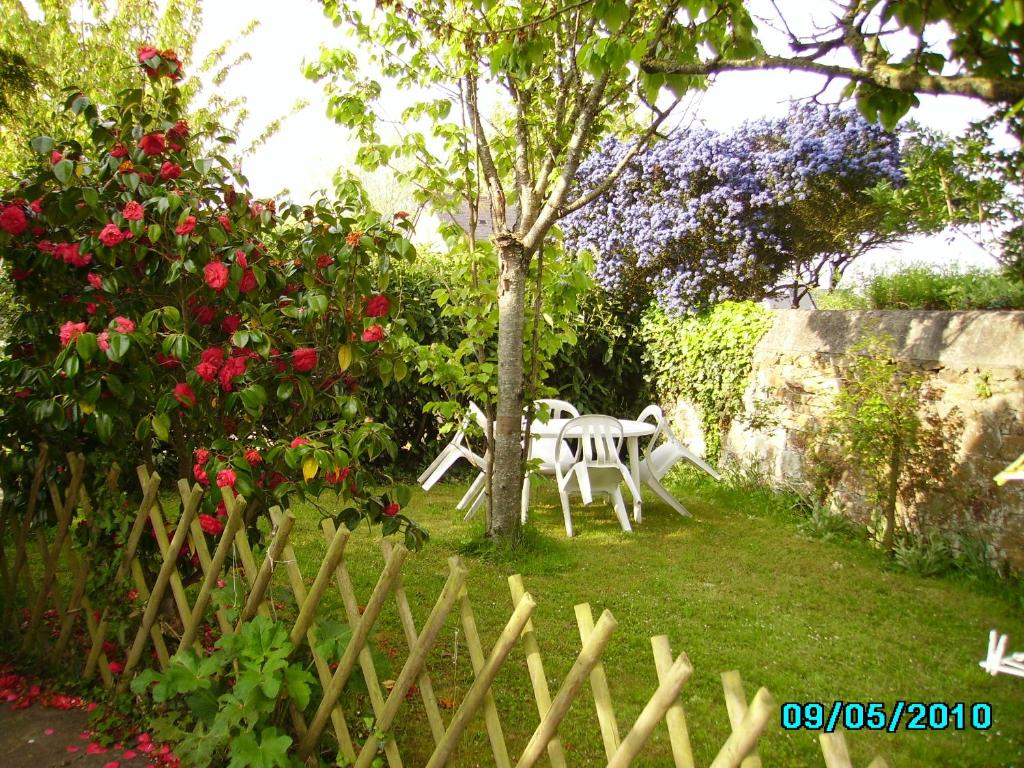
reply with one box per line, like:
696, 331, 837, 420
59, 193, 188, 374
284, 470, 1024, 767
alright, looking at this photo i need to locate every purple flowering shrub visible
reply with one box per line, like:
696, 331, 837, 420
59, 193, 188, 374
562, 105, 904, 312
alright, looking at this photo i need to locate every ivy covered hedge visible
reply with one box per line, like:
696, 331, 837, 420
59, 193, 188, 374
639, 301, 773, 459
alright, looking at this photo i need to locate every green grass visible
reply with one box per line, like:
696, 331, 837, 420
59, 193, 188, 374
815, 266, 1024, 311
282, 470, 1024, 767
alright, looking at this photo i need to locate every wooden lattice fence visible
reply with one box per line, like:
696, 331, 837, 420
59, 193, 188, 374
0, 448, 887, 767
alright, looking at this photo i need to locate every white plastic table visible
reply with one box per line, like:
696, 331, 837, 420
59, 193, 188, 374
530, 417, 656, 521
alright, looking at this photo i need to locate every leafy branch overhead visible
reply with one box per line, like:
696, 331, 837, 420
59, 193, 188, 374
641, 0, 1024, 132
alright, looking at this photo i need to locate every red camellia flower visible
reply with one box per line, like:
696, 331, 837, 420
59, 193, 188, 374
175, 215, 196, 235
290, 437, 309, 448
29, 197, 43, 213
316, 254, 333, 269
112, 316, 135, 334
291, 347, 317, 372
159, 161, 182, 181
235, 250, 248, 268
217, 214, 232, 232
200, 347, 225, 367
239, 269, 257, 293
384, 503, 400, 517
203, 260, 229, 291
138, 132, 165, 156
110, 144, 128, 158
155, 352, 180, 368
244, 449, 262, 466
325, 467, 350, 485
199, 514, 224, 536
395, 210, 410, 220
361, 324, 385, 343
365, 294, 390, 317
11, 268, 32, 280
51, 150, 63, 164
56, 242, 92, 267
195, 362, 218, 382
220, 314, 241, 334
193, 464, 209, 486
59, 321, 87, 347
0, 204, 28, 235
168, 119, 190, 140
99, 223, 128, 247
97, 331, 110, 351
122, 201, 144, 221
194, 448, 211, 464
216, 469, 237, 489
346, 229, 363, 247
193, 305, 215, 325
136, 46, 158, 63
173, 382, 196, 408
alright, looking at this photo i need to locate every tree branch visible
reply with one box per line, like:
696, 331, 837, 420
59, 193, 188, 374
641, 55, 1024, 104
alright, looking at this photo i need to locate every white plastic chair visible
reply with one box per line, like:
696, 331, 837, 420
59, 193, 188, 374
636, 404, 721, 517
418, 402, 488, 492
521, 399, 580, 521
554, 415, 639, 537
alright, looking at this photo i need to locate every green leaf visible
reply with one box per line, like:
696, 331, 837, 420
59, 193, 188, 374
152, 413, 171, 442
239, 385, 267, 411
76, 332, 98, 362
95, 413, 114, 443
108, 332, 130, 361
30, 136, 55, 155
276, 381, 294, 401
148, 223, 162, 243
63, 354, 80, 378
53, 159, 73, 184
82, 188, 99, 208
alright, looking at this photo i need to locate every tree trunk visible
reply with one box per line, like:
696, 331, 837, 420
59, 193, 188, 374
489, 235, 528, 542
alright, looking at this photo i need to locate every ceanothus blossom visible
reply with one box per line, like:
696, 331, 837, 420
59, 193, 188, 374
561, 105, 904, 313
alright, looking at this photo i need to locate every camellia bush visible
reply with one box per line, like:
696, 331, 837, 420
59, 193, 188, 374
0, 48, 427, 549
561, 104, 904, 313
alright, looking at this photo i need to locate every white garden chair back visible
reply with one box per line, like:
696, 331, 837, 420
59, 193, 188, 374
553, 415, 639, 537
418, 402, 488, 492
636, 404, 721, 517
520, 399, 580, 521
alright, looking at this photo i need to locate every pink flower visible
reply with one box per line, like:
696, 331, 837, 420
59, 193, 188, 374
59, 321, 87, 347
361, 324, 385, 343
244, 449, 262, 466
365, 294, 390, 317
173, 383, 195, 408
51, 150, 63, 164
138, 132, 165, 156
216, 469, 236, 489
217, 214, 232, 232
235, 250, 248, 269
194, 448, 210, 464
87, 272, 102, 289
290, 437, 309, 448
291, 347, 317, 372
0, 204, 28, 235
99, 224, 128, 247
112, 316, 135, 334
203, 260, 229, 291
174, 216, 196, 235
384, 503, 400, 517
137, 46, 158, 63
122, 201, 144, 221
97, 331, 110, 351
159, 161, 181, 181
193, 464, 209, 486
198, 514, 224, 536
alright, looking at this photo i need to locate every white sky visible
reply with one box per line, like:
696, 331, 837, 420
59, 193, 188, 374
191, 1, 1003, 277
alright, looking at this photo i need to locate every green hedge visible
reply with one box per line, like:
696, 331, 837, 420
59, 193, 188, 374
639, 301, 773, 460
816, 266, 1024, 310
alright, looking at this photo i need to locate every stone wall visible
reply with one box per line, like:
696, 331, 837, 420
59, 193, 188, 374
707, 310, 1024, 566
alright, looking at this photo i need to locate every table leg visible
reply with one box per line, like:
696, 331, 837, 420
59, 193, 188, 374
627, 437, 642, 523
